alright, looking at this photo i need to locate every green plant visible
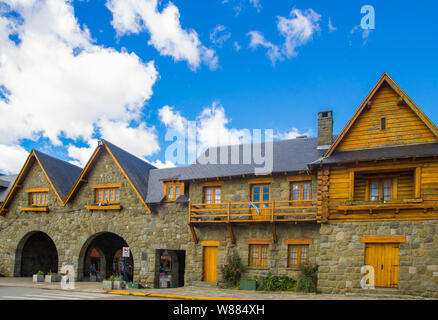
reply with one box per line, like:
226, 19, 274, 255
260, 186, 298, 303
36, 270, 44, 275
295, 264, 318, 293
221, 252, 245, 286
106, 275, 115, 281
256, 272, 296, 291
47, 271, 58, 276
114, 275, 123, 281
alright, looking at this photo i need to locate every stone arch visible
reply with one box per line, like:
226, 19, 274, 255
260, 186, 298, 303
14, 231, 59, 277
77, 232, 135, 282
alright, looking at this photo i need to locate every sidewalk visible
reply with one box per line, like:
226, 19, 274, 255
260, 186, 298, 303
0, 277, 432, 300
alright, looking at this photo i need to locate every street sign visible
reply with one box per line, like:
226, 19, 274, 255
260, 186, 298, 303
122, 247, 130, 258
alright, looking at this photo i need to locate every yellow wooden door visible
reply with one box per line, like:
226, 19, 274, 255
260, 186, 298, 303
365, 243, 399, 288
251, 184, 270, 221
203, 246, 218, 282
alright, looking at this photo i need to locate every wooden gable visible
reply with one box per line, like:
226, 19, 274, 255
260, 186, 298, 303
326, 73, 438, 156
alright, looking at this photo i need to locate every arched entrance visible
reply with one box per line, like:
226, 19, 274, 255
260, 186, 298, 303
78, 232, 134, 282
14, 231, 58, 277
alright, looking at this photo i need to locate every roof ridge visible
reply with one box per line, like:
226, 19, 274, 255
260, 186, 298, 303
33, 149, 83, 170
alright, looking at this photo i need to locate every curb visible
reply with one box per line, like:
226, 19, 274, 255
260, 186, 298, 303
106, 290, 247, 300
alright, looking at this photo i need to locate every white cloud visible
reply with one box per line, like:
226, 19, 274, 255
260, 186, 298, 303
0, 144, 28, 174
210, 25, 231, 48
350, 25, 372, 46
67, 139, 99, 167
0, 0, 160, 172
247, 8, 321, 64
148, 159, 176, 169
249, 0, 261, 11
233, 41, 241, 52
158, 105, 187, 134
276, 128, 313, 140
328, 17, 337, 33
277, 8, 321, 58
247, 31, 282, 65
106, 0, 218, 70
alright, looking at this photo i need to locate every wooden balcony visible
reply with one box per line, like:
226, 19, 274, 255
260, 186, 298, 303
188, 200, 317, 244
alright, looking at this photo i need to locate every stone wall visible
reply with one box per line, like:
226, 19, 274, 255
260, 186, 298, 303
318, 221, 438, 297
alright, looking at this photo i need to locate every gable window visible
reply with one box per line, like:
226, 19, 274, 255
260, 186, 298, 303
249, 244, 269, 267
96, 187, 120, 204
291, 182, 311, 201
288, 245, 309, 268
204, 187, 221, 205
381, 117, 387, 130
165, 182, 184, 201
30, 192, 48, 206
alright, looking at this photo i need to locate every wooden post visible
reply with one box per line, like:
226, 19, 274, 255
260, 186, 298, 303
188, 202, 192, 224
227, 202, 231, 223
271, 201, 275, 222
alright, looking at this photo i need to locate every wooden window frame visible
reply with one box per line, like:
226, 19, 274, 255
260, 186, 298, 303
380, 117, 387, 131
248, 244, 269, 268
203, 186, 222, 206
95, 187, 120, 204
369, 178, 393, 202
290, 181, 312, 201
29, 192, 48, 207
287, 244, 310, 268
250, 184, 271, 208
164, 182, 184, 201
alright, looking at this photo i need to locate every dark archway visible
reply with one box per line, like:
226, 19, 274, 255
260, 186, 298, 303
78, 232, 134, 282
154, 249, 186, 288
14, 231, 58, 277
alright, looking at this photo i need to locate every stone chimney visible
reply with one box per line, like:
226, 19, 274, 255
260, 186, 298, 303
317, 110, 333, 149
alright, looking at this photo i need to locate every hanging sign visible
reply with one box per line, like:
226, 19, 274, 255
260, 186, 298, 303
122, 247, 130, 258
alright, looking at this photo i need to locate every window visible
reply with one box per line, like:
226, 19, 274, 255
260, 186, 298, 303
204, 187, 221, 205
381, 117, 387, 130
288, 245, 309, 268
165, 182, 184, 201
291, 182, 311, 200
249, 244, 269, 267
369, 179, 392, 202
30, 192, 48, 206
96, 188, 120, 204
251, 184, 271, 209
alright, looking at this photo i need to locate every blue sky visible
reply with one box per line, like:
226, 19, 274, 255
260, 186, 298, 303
1, 0, 438, 173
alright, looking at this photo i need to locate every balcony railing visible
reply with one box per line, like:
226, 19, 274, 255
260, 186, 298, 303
188, 200, 318, 224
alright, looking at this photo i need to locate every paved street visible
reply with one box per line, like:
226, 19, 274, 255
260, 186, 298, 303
0, 286, 167, 300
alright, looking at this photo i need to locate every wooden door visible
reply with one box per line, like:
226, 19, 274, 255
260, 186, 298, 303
365, 243, 399, 288
251, 184, 270, 221
203, 246, 218, 282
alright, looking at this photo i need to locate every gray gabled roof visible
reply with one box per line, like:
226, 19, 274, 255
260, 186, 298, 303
177, 137, 324, 181
103, 140, 157, 203
0, 175, 17, 203
145, 166, 191, 203
34, 150, 83, 201
313, 142, 438, 165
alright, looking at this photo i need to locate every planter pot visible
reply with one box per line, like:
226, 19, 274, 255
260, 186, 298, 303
33, 274, 44, 283
113, 281, 126, 290
240, 280, 257, 291
45, 275, 61, 282
102, 281, 114, 290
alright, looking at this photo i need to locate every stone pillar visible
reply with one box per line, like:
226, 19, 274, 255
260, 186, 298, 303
317, 111, 333, 148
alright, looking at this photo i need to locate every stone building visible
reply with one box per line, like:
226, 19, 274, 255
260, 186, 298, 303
1, 73, 438, 296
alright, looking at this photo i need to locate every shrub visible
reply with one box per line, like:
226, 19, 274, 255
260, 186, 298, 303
36, 270, 44, 276
47, 271, 58, 276
221, 252, 245, 286
256, 272, 296, 291
295, 264, 318, 293
106, 275, 115, 281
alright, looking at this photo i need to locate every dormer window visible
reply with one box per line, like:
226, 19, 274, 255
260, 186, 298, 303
163, 181, 184, 201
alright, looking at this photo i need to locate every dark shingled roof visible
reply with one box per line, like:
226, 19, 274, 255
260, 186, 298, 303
177, 137, 325, 181
0, 175, 17, 203
145, 166, 191, 203
34, 150, 83, 201
103, 140, 157, 203
313, 142, 438, 165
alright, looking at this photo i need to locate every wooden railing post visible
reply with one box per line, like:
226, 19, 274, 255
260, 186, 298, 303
188, 202, 191, 224
227, 202, 231, 223
271, 200, 275, 222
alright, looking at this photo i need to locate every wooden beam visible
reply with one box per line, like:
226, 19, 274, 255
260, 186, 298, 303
246, 238, 273, 244
415, 167, 422, 198
360, 236, 406, 243
271, 223, 277, 244
200, 241, 220, 247
189, 224, 198, 244
285, 238, 313, 245
227, 224, 235, 244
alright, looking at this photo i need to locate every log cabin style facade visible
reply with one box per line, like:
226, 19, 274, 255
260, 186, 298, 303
1, 73, 438, 296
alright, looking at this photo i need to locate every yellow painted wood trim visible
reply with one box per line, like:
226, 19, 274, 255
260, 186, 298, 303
159, 179, 179, 182
415, 167, 422, 198
200, 241, 220, 247
21, 207, 49, 212
245, 238, 273, 244
351, 164, 421, 173
286, 175, 312, 182
285, 238, 313, 245
360, 236, 406, 243
200, 181, 225, 187
26, 188, 49, 193
86, 205, 121, 211
91, 183, 122, 189
103, 141, 151, 214
63, 145, 102, 205
247, 177, 274, 184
